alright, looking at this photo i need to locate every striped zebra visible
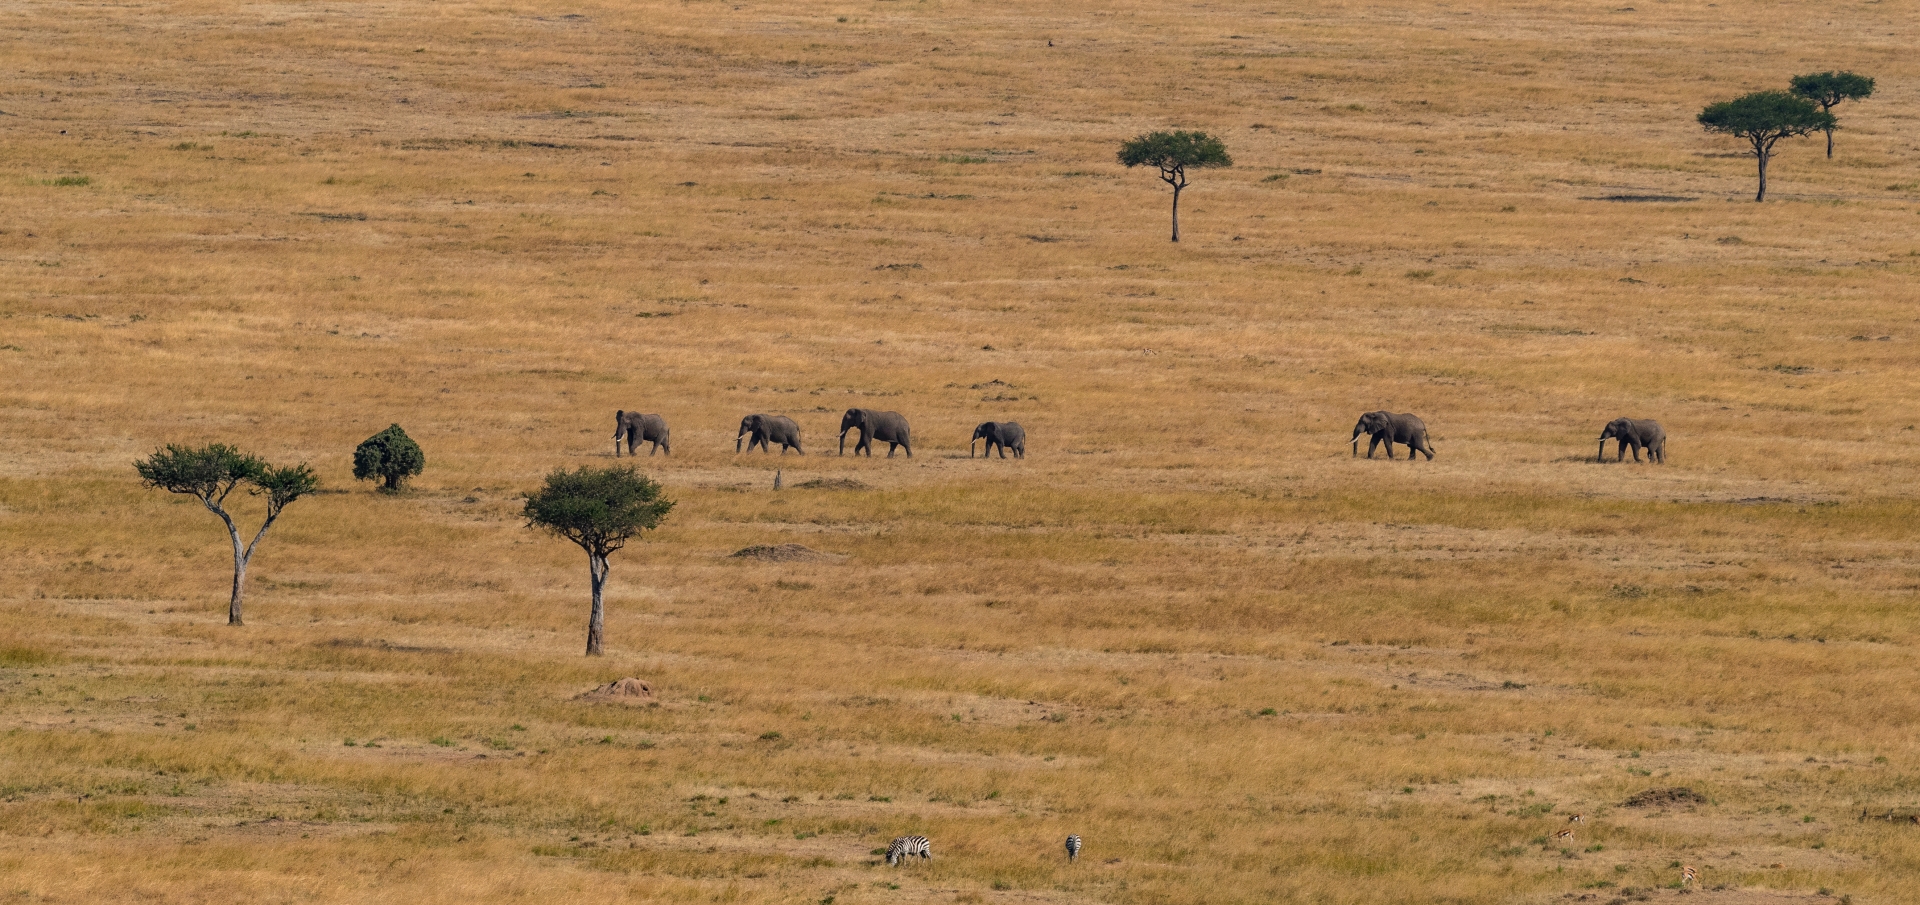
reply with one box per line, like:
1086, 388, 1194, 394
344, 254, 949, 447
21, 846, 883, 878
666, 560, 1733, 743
886, 835, 931, 866
1682, 865, 1696, 886
1065, 834, 1082, 862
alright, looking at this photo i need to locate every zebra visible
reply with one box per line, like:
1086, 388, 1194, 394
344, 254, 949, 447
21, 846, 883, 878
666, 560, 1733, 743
886, 835, 931, 866
1065, 834, 1082, 862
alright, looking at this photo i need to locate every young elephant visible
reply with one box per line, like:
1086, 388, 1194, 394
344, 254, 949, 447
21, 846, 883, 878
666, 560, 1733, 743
839, 408, 912, 457
737, 414, 804, 455
1598, 418, 1666, 463
612, 410, 671, 456
970, 421, 1026, 459
1351, 411, 1435, 460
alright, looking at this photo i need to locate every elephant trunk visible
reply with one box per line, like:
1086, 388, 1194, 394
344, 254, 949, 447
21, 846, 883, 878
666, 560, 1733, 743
737, 432, 746, 452
1350, 432, 1361, 457
1597, 439, 1606, 463
970, 436, 977, 458
839, 427, 850, 455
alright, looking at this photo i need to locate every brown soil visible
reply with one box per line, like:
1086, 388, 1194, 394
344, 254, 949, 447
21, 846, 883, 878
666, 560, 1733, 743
575, 677, 656, 702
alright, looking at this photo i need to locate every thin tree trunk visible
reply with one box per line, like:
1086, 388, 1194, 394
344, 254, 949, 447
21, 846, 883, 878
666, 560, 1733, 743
1826, 128, 1834, 159
1170, 184, 1182, 242
586, 552, 607, 656
210, 505, 246, 625
1755, 151, 1768, 202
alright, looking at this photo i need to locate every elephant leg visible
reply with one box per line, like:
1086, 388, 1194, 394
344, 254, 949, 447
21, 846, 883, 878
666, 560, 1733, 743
1630, 442, 1643, 463
886, 441, 899, 458
1616, 441, 1625, 462
1366, 435, 1380, 459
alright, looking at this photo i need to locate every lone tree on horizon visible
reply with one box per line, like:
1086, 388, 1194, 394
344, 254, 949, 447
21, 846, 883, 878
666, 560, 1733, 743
1698, 91, 1833, 202
524, 465, 673, 656
1117, 130, 1231, 242
1789, 71, 1874, 159
353, 423, 425, 492
136, 443, 319, 625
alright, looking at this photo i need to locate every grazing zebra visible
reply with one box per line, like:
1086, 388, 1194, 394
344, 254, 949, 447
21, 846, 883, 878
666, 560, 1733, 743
1065, 834, 1082, 862
1682, 865, 1696, 886
886, 835, 931, 866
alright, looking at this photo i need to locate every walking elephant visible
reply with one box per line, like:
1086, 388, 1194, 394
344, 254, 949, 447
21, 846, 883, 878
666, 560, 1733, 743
737, 414, 803, 454
970, 421, 1026, 459
839, 408, 912, 457
1598, 418, 1665, 463
1351, 411, 1435, 460
612, 411, 671, 456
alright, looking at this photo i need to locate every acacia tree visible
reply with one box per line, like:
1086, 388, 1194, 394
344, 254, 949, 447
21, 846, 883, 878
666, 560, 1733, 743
135, 443, 319, 625
1697, 92, 1834, 202
353, 423, 425, 492
1117, 130, 1232, 242
1789, 71, 1874, 159
524, 465, 674, 656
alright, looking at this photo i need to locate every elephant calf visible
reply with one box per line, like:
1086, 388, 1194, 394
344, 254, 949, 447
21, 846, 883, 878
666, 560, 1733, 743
737, 414, 803, 455
840, 408, 912, 457
1351, 411, 1434, 461
613, 410, 671, 456
1598, 418, 1666, 463
970, 421, 1026, 459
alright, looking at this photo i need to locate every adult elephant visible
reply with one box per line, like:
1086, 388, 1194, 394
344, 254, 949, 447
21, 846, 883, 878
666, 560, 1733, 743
612, 410, 671, 456
970, 421, 1026, 459
1598, 418, 1666, 463
839, 408, 912, 457
1351, 411, 1434, 460
737, 414, 804, 455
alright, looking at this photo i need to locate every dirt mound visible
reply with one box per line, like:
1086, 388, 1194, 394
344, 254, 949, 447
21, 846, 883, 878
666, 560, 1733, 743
1622, 787, 1707, 808
730, 543, 840, 562
793, 477, 868, 490
576, 677, 654, 703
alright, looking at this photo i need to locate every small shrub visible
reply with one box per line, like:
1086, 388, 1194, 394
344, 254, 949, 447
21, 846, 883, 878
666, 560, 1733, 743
353, 423, 425, 492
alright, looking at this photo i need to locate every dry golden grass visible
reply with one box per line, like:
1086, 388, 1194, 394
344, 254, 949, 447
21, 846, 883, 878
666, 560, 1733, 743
4, 0, 1920, 902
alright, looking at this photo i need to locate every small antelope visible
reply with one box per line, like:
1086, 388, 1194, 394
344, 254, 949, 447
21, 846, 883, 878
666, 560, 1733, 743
1682, 865, 1696, 886
1553, 829, 1575, 845
1566, 813, 1583, 825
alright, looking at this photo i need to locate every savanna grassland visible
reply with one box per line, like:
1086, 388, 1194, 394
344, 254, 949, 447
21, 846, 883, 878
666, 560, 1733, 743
4, 0, 1920, 902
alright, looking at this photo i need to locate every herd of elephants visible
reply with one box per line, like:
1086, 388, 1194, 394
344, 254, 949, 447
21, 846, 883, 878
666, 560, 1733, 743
613, 408, 1671, 463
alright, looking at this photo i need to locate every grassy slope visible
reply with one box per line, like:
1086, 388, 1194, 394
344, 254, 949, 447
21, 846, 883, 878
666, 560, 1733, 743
3, 0, 1919, 902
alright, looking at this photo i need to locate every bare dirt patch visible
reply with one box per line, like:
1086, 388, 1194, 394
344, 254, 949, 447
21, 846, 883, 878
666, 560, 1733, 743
575, 676, 656, 703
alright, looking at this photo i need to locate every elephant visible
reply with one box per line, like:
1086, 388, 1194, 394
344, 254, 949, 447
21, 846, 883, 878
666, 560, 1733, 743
737, 414, 803, 455
612, 410, 671, 456
839, 408, 912, 457
1598, 418, 1666, 463
1351, 411, 1435, 460
970, 421, 1026, 459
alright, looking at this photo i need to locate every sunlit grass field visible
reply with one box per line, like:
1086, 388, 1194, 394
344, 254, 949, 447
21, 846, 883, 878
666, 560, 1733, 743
4, 0, 1920, 902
